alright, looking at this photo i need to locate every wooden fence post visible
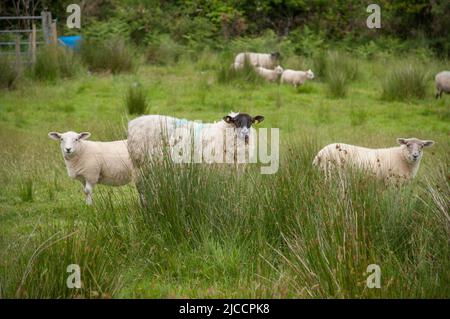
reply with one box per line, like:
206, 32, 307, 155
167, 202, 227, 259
30, 22, 36, 64
50, 20, 57, 44
15, 35, 21, 73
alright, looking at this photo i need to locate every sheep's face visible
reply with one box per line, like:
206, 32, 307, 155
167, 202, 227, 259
223, 113, 265, 143
270, 52, 281, 61
397, 138, 435, 163
275, 65, 284, 75
306, 69, 315, 80
48, 131, 91, 157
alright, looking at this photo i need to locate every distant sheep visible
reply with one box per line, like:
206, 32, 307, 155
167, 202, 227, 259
255, 65, 284, 82
313, 138, 435, 182
281, 69, 314, 88
48, 131, 132, 205
435, 71, 450, 99
234, 52, 280, 69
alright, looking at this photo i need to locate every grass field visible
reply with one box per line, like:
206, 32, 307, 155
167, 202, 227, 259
0, 51, 449, 298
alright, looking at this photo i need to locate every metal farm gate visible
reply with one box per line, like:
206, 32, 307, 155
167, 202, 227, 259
0, 10, 57, 70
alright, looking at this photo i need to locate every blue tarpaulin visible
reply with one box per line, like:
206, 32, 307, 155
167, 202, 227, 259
58, 36, 82, 50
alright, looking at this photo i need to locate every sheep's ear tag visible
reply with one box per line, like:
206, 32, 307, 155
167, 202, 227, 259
223, 116, 234, 123
252, 116, 265, 124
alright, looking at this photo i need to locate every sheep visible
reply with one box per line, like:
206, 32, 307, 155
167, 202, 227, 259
127, 112, 264, 203
280, 69, 314, 88
231, 62, 244, 71
234, 52, 280, 69
435, 71, 450, 99
128, 112, 264, 166
255, 65, 284, 82
48, 131, 132, 205
312, 138, 435, 183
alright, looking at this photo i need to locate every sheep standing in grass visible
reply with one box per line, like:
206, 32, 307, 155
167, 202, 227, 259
48, 131, 132, 205
281, 69, 314, 88
255, 65, 284, 82
231, 62, 244, 71
435, 71, 450, 99
127, 112, 264, 204
234, 52, 280, 69
313, 138, 435, 182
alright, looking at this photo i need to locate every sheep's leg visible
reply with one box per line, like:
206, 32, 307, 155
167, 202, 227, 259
436, 88, 442, 99
135, 175, 148, 208
84, 181, 94, 205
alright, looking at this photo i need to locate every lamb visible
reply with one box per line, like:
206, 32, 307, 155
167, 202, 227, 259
255, 65, 284, 82
312, 138, 435, 182
48, 131, 132, 205
280, 69, 314, 88
234, 52, 280, 69
435, 71, 450, 99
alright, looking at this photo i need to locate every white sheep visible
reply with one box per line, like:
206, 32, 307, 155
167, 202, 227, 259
313, 138, 435, 182
435, 71, 450, 99
127, 113, 264, 203
128, 112, 264, 166
48, 131, 132, 205
231, 62, 244, 71
255, 65, 284, 82
234, 52, 280, 69
280, 69, 314, 88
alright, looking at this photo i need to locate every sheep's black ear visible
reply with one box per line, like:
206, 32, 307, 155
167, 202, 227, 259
78, 132, 91, 140
397, 138, 407, 145
423, 140, 435, 147
223, 116, 234, 123
48, 132, 61, 140
252, 115, 264, 124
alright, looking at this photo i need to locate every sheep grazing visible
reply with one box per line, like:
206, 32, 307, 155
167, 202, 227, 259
435, 71, 450, 99
234, 52, 281, 69
255, 65, 284, 82
280, 69, 314, 88
313, 138, 435, 182
48, 131, 132, 205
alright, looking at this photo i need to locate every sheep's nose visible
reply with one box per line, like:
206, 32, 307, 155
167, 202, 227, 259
65, 147, 72, 153
412, 154, 419, 160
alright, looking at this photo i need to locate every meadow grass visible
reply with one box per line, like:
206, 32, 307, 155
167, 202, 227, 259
80, 38, 136, 74
125, 82, 148, 115
0, 51, 449, 298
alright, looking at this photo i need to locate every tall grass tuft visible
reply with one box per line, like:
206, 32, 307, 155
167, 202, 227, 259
80, 38, 135, 74
18, 177, 33, 202
32, 45, 81, 82
145, 35, 183, 65
125, 82, 148, 115
0, 57, 20, 89
382, 61, 429, 100
217, 57, 263, 85
318, 50, 359, 98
